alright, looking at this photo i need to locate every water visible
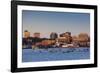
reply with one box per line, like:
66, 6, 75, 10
22, 48, 90, 62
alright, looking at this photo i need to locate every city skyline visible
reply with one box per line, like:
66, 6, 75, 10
22, 10, 90, 38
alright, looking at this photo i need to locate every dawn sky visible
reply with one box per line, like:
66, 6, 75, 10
22, 10, 90, 38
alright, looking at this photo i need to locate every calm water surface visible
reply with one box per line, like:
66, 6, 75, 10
22, 48, 90, 62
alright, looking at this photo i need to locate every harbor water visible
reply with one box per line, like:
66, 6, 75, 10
22, 47, 90, 62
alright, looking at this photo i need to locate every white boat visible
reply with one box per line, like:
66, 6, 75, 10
62, 44, 68, 48
62, 44, 79, 48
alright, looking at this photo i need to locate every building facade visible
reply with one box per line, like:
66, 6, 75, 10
59, 32, 72, 44
34, 32, 40, 38
24, 30, 30, 38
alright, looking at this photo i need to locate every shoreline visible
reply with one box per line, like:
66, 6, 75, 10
22, 47, 90, 49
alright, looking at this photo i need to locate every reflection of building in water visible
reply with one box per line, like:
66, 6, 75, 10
34, 32, 40, 38
24, 30, 30, 38
50, 32, 58, 40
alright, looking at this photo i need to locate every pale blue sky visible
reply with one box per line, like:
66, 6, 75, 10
22, 10, 90, 38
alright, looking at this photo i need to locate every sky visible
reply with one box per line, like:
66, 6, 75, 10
22, 10, 90, 38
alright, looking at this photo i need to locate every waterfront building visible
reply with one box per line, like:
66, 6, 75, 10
22, 37, 33, 49
32, 37, 42, 44
72, 36, 79, 46
57, 37, 68, 44
50, 32, 58, 40
65, 32, 71, 36
60, 32, 71, 37
78, 33, 89, 42
42, 39, 55, 45
72, 36, 78, 42
34, 32, 40, 38
77, 33, 90, 47
24, 30, 30, 38
59, 32, 72, 44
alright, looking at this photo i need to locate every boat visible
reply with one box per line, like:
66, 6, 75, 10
62, 44, 79, 48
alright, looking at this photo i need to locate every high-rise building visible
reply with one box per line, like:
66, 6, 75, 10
24, 30, 30, 38
50, 32, 58, 40
34, 32, 40, 38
